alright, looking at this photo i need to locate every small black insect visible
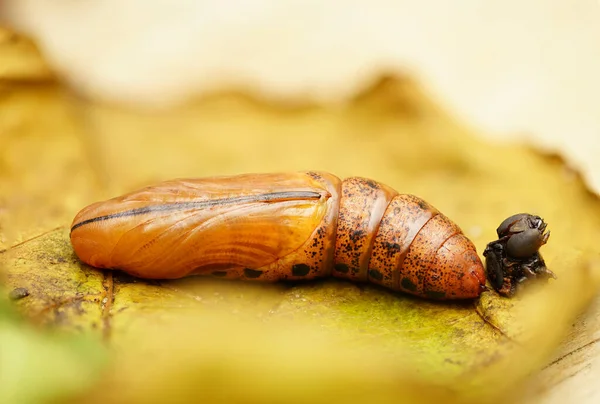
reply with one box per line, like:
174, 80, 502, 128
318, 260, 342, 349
8, 287, 30, 301
483, 213, 555, 297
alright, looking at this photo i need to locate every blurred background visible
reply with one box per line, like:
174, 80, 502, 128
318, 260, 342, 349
2, 0, 600, 191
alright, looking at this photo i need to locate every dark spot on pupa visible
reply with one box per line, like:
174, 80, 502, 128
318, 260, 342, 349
211, 271, 228, 277
467, 253, 479, 263
401, 277, 417, 292
363, 179, 379, 190
425, 290, 446, 299
292, 264, 311, 276
9, 287, 29, 300
244, 268, 263, 278
383, 242, 401, 254
368, 269, 383, 281
350, 229, 365, 242
417, 200, 428, 210
306, 172, 322, 181
334, 263, 350, 273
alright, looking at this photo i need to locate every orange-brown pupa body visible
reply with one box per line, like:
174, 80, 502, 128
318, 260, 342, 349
70, 172, 486, 300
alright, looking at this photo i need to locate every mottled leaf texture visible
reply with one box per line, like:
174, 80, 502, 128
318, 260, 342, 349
1, 29, 600, 404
